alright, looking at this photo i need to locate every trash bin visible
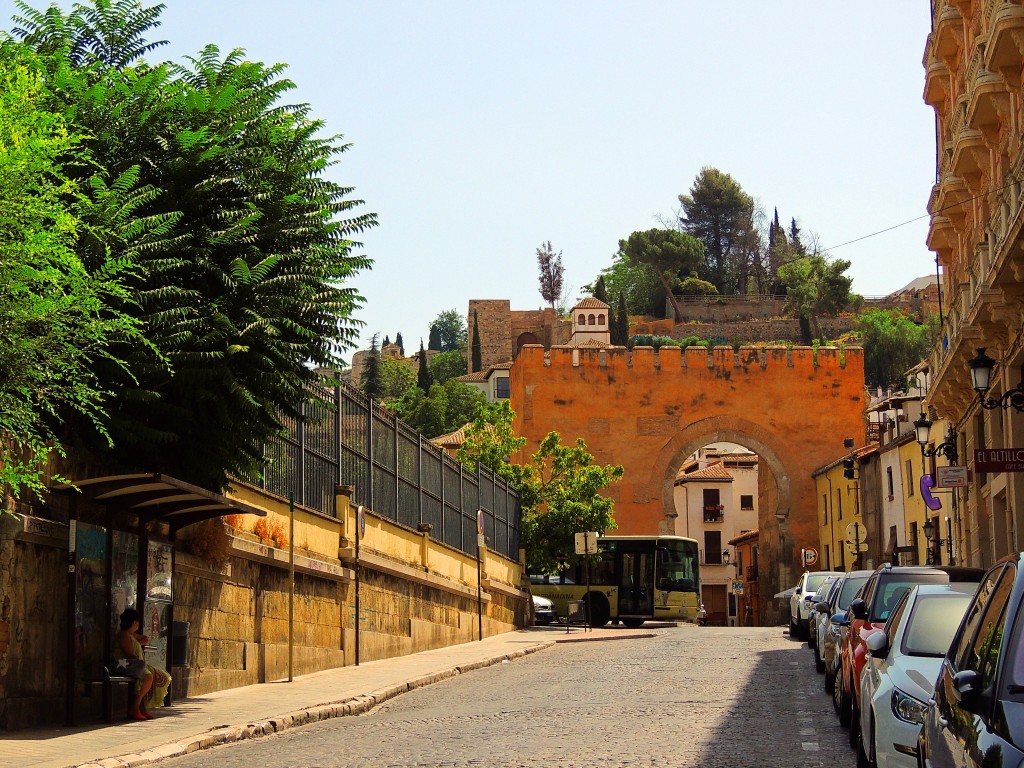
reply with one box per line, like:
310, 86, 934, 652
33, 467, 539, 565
171, 621, 189, 667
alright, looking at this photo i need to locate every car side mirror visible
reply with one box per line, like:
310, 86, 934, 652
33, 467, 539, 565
830, 612, 850, 627
866, 631, 889, 658
815, 601, 831, 613
952, 669, 983, 710
850, 598, 868, 620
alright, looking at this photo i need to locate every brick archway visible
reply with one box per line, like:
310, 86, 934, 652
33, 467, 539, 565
510, 343, 866, 624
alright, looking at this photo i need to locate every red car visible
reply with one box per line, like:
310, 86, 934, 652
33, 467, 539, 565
833, 564, 950, 748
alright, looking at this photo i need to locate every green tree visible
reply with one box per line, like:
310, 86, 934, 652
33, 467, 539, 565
778, 254, 861, 344
612, 293, 629, 346
619, 228, 704, 322
854, 309, 935, 391
536, 240, 564, 311
428, 349, 468, 384
592, 275, 609, 305
416, 340, 432, 392
379, 357, 416, 401
431, 309, 466, 353
588, 249, 665, 318
9, 0, 377, 490
427, 323, 442, 351
394, 332, 404, 356
456, 400, 526, 483
0, 44, 144, 504
361, 334, 383, 398
679, 167, 759, 295
470, 309, 482, 373
518, 432, 624, 575
389, 379, 487, 439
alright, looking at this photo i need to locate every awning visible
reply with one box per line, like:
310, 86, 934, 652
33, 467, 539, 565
50, 472, 268, 531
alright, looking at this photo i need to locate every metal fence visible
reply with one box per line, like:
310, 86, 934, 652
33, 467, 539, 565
260, 377, 520, 561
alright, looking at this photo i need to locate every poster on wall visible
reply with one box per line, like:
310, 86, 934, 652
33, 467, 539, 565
143, 600, 170, 665
74, 522, 108, 678
110, 530, 139, 633
146, 540, 173, 602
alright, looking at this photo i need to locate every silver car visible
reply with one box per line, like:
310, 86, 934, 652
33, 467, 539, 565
789, 570, 842, 640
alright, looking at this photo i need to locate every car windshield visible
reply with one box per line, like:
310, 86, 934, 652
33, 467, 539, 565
805, 573, 832, 593
837, 576, 868, 610
901, 593, 973, 656
872, 576, 948, 622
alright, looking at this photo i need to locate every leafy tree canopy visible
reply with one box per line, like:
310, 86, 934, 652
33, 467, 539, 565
388, 378, 486, 439
379, 357, 416, 401
587, 249, 665, 318
430, 309, 466, 353
6, 0, 377, 491
778, 254, 860, 345
428, 349, 467, 384
854, 308, 936, 391
518, 432, 623, 575
456, 400, 526, 484
619, 228, 704, 322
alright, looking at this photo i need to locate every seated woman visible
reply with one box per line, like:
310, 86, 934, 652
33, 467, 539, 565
114, 608, 172, 720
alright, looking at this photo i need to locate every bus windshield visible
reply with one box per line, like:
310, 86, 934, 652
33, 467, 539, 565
656, 539, 699, 592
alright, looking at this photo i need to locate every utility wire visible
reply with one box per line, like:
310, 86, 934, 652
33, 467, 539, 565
824, 177, 1018, 253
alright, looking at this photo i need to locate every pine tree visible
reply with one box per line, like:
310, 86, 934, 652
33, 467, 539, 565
417, 340, 432, 392
395, 332, 404, 356
361, 334, 383, 399
593, 275, 609, 305
428, 323, 442, 351
471, 310, 482, 373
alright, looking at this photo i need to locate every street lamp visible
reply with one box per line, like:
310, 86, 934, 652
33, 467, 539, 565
722, 549, 732, 566
968, 348, 1024, 412
913, 412, 958, 463
922, 516, 948, 565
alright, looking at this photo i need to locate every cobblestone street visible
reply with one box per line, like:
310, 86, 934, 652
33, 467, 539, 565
158, 626, 854, 768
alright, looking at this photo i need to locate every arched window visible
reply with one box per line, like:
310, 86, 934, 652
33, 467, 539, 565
597, 314, 605, 325
588, 314, 596, 325
578, 314, 586, 325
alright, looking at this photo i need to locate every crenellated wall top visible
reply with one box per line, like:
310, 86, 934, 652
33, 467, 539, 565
515, 343, 862, 371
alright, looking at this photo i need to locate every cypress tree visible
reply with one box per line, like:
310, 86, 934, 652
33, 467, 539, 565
361, 334, 383, 399
593, 275, 609, 305
417, 340, 432, 392
382, 334, 391, 347
471, 310, 482, 373
428, 323, 442, 351
395, 332, 404, 356
614, 293, 629, 345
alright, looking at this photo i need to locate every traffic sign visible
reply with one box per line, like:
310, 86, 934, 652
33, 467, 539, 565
802, 547, 818, 566
846, 541, 868, 554
574, 531, 599, 555
936, 466, 968, 488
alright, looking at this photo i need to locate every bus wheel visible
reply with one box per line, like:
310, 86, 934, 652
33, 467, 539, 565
622, 618, 645, 628
584, 593, 610, 627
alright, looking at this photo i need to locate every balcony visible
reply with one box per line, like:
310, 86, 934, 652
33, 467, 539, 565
986, 3, 1024, 88
933, 4, 963, 62
924, 55, 951, 107
703, 505, 724, 523
966, 47, 1011, 144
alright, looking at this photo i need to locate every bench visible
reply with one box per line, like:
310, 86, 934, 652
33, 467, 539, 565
98, 663, 138, 722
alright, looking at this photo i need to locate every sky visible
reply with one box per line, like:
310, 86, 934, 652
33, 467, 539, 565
4, 1, 939, 358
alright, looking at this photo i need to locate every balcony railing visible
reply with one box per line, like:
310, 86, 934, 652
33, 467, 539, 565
703, 505, 724, 523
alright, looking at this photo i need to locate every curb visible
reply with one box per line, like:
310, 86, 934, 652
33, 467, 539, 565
71, 642, 556, 768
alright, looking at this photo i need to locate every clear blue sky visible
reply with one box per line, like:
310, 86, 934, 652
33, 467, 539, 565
5, 1, 938, 359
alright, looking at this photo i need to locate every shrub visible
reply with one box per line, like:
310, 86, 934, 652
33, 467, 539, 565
186, 518, 231, 567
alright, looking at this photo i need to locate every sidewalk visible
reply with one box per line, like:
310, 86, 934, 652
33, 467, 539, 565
5, 624, 661, 768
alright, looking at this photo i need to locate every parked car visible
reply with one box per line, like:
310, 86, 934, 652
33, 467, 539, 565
834, 564, 952, 747
811, 577, 843, 667
790, 570, 842, 639
818, 569, 872, 686
532, 593, 557, 625
918, 554, 1024, 768
855, 583, 974, 768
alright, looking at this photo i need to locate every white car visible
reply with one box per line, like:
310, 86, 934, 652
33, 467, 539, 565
789, 570, 842, 640
856, 583, 974, 768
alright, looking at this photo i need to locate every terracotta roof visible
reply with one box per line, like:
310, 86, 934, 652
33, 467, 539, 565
573, 297, 610, 309
456, 371, 488, 383
488, 361, 513, 371
674, 461, 734, 484
432, 422, 493, 449
570, 338, 611, 348
729, 529, 759, 545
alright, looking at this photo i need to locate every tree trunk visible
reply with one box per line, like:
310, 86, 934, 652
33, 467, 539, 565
658, 273, 684, 322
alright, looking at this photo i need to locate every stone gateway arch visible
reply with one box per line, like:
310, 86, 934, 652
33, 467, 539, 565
510, 344, 866, 624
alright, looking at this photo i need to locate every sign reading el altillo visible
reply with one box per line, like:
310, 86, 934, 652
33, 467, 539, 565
975, 449, 1024, 473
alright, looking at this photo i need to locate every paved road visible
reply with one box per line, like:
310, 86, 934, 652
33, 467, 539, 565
156, 626, 855, 768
